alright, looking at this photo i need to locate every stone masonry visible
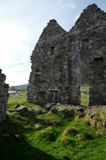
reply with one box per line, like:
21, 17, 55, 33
0, 69, 9, 121
28, 4, 106, 106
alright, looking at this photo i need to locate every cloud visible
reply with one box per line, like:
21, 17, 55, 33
57, 0, 76, 9
6, 71, 29, 86
0, 0, 77, 85
0, 19, 31, 85
0, 0, 77, 86
0, 20, 27, 65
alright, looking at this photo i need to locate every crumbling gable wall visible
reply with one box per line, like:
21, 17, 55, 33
0, 69, 9, 121
28, 20, 71, 104
69, 4, 106, 105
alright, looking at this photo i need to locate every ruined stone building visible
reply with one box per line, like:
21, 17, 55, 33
28, 4, 106, 106
0, 69, 8, 121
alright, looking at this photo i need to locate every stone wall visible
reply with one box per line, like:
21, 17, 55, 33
0, 69, 9, 121
28, 4, 106, 106
89, 57, 106, 105
69, 3, 106, 105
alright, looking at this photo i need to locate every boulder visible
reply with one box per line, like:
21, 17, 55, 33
14, 105, 28, 114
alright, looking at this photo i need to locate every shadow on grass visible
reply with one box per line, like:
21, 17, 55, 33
19, 110, 62, 126
0, 118, 59, 160
18, 110, 48, 127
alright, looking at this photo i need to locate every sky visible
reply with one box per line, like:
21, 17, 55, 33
0, 0, 106, 86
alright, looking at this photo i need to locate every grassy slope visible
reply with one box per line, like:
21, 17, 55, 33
0, 91, 106, 160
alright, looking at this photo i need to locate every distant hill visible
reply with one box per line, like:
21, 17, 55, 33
9, 84, 28, 91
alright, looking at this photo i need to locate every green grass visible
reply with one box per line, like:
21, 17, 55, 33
8, 91, 37, 109
0, 91, 106, 160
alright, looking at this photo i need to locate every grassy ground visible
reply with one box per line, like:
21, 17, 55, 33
0, 91, 106, 160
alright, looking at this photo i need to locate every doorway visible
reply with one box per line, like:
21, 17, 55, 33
80, 84, 89, 107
